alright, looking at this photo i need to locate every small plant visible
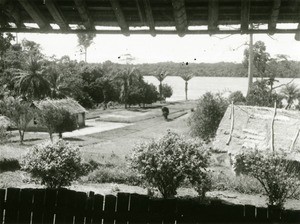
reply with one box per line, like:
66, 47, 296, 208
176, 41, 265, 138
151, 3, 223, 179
234, 150, 300, 208
22, 140, 83, 188
0, 158, 21, 172
228, 91, 246, 104
130, 131, 210, 198
188, 92, 228, 141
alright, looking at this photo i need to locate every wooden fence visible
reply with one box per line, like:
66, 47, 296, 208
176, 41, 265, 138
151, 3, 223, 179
0, 188, 299, 224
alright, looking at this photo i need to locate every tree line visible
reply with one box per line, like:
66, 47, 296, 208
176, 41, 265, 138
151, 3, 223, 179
0, 33, 173, 110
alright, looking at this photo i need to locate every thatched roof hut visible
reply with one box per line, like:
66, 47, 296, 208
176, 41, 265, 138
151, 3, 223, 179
213, 105, 300, 162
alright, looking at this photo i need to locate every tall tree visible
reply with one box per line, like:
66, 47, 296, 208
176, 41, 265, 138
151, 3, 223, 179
0, 33, 14, 70
15, 40, 50, 100
243, 40, 270, 78
180, 73, 193, 100
114, 66, 140, 109
154, 70, 168, 100
77, 26, 96, 62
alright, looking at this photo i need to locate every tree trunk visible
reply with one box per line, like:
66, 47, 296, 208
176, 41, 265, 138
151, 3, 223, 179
19, 130, 24, 145
247, 24, 254, 96
59, 132, 62, 139
85, 47, 87, 62
49, 132, 53, 142
159, 82, 162, 99
185, 81, 188, 101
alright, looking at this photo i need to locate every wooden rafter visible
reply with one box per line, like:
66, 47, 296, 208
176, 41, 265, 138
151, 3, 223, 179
109, 0, 129, 36
0, 1, 23, 28
18, 0, 51, 30
45, 0, 69, 30
135, 0, 145, 25
74, 0, 94, 30
241, 0, 250, 33
208, 0, 219, 32
268, 0, 281, 34
172, 0, 188, 37
143, 0, 156, 37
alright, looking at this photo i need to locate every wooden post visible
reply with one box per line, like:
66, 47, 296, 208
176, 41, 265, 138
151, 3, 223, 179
289, 128, 300, 151
270, 102, 277, 152
226, 102, 234, 145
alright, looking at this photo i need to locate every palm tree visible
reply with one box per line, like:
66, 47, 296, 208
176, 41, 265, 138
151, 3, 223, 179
280, 83, 300, 109
180, 73, 194, 101
16, 53, 50, 100
46, 62, 71, 99
154, 70, 168, 100
114, 66, 139, 109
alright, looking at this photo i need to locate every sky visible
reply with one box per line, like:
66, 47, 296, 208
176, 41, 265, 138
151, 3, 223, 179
14, 31, 300, 64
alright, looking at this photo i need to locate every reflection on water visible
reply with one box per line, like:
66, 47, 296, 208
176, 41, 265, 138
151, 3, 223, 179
144, 76, 300, 101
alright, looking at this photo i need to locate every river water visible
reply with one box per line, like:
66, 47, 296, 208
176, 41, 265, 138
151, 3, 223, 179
144, 76, 300, 102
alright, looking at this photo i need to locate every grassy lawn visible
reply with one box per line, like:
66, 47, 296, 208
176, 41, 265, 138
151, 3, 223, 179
1, 100, 300, 209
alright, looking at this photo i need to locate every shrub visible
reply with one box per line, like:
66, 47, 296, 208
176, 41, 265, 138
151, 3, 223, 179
234, 150, 300, 208
22, 140, 83, 188
188, 92, 229, 141
0, 158, 21, 172
228, 91, 246, 104
211, 172, 264, 195
161, 84, 173, 99
86, 165, 140, 185
130, 131, 210, 198
246, 80, 283, 107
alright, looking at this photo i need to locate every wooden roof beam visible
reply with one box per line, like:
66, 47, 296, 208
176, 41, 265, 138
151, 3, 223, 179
208, 0, 219, 32
1, 1, 24, 28
135, 0, 146, 25
109, 0, 129, 36
241, 0, 250, 33
172, 0, 188, 37
268, 0, 281, 34
45, 0, 69, 30
74, 0, 94, 30
18, 0, 51, 30
143, 0, 156, 37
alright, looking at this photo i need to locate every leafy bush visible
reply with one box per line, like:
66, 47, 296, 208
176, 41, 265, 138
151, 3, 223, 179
211, 172, 264, 195
80, 159, 100, 176
0, 158, 21, 172
246, 80, 283, 107
161, 84, 173, 99
130, 131, 210, 198
37, 102, 78, 140
86, 165, 140, 185
228, 91, 246, 104
22, 140, 83, 188
234, 150, 300, 208
188, 92, 229, 141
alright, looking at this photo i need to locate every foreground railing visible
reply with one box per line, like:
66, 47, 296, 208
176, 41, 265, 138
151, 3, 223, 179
0, 188, 299, 224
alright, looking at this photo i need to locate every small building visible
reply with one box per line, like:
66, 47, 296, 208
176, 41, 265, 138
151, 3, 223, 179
28, 98, 87, 131
213, 105, 300, 167
0, 115, 12, 130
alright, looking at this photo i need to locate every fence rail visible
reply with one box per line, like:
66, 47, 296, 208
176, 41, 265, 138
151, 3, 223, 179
0, 188, 299, 224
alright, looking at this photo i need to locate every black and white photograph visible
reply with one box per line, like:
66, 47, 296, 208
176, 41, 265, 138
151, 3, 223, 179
1, 0, 300, 223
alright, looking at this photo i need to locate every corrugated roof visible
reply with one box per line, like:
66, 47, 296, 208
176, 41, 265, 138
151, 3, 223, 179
213, 105, 300, 161
34, 98, 87, 115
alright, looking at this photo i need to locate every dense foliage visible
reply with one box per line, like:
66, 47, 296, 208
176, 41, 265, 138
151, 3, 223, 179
0, 96, 35, 144
234, 150, 300, 208
246, 80, 283, 107
130, 131, 211, 198
188, 92, 229, 141
36, 101, 78, 140
22, 140, 83, 188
